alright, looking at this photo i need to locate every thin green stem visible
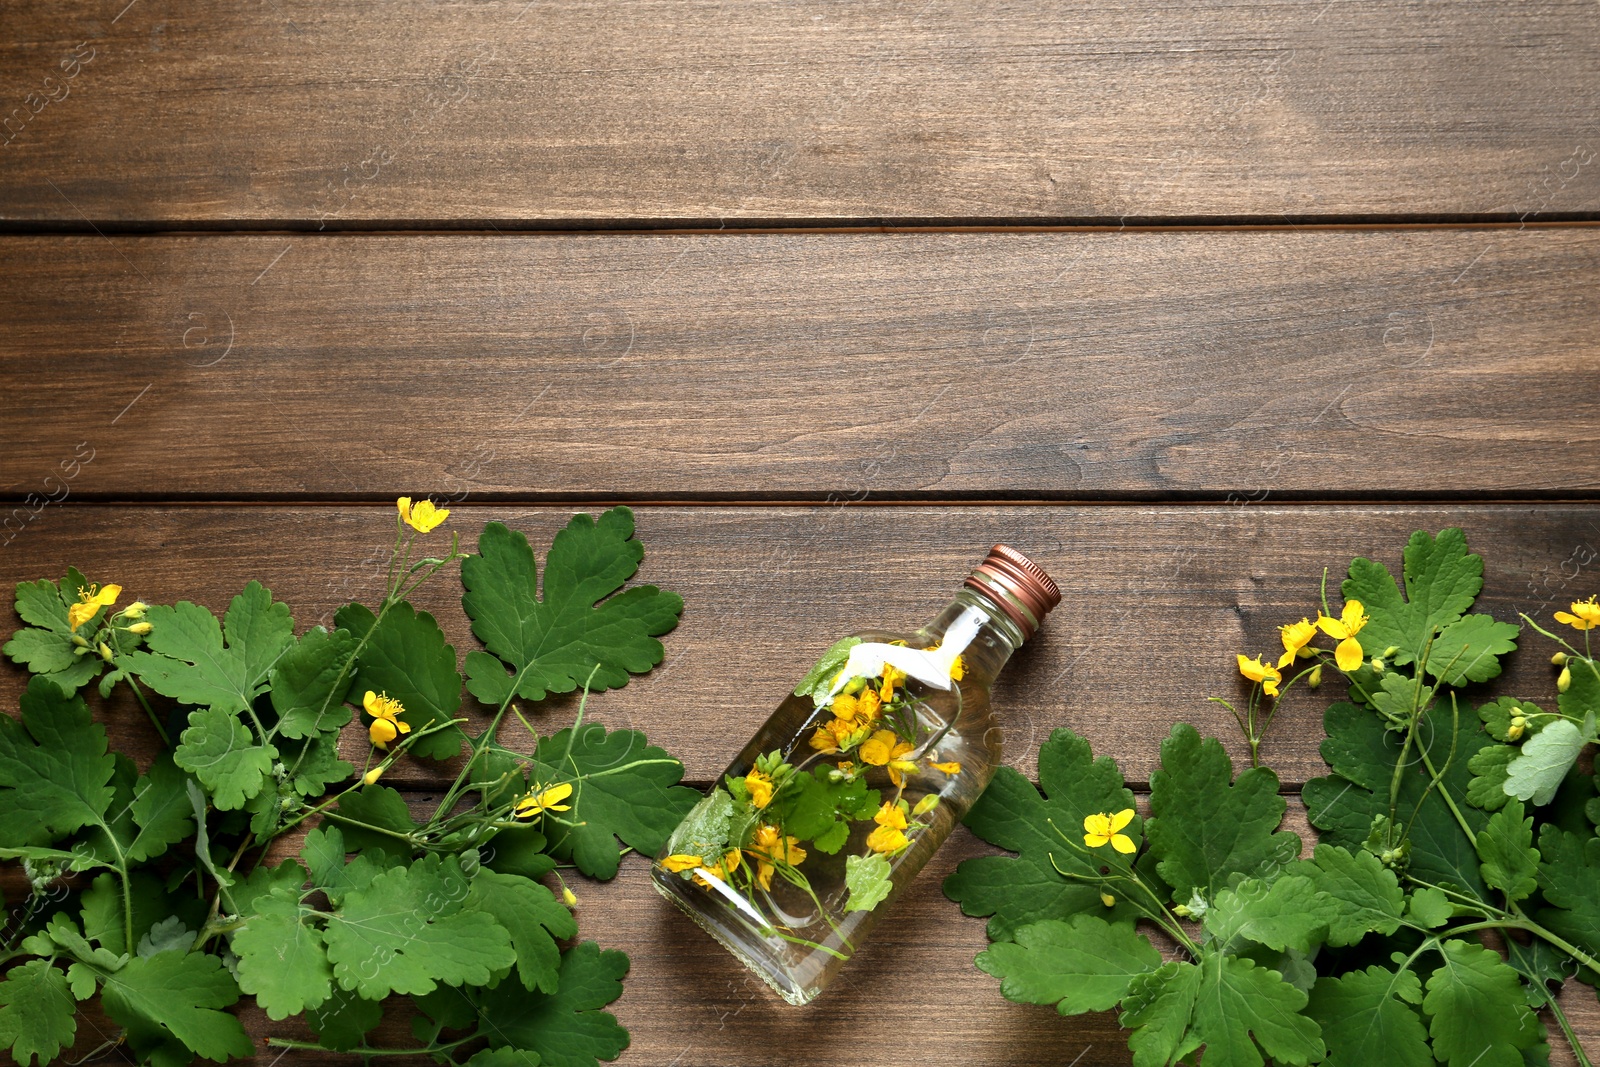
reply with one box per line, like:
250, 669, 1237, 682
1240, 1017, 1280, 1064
1540, 984, 1595, 1067
266, 1036, 474, 1057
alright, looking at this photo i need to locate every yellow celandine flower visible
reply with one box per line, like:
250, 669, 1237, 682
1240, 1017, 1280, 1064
866, 802, 911, 854
514, 782, 574, 819
1277, 617, 1317, 669
950, 654, 965, 681
1554, 596, 1600, 631
831, 692, 861, 724
1317, 599, 1370, 672
1236, 654, 1282, 697
928, 760, 962, 775
745, 824, 807, 891
397, 496, 450, 534
68, 583, 123, 632
661, 854, 704, 873
859, 729, 918, 786
363, 690, 411, 749
562, 887, 579, 907
856, 688, 882, 722
879, 664, 906, 702
808, 723, 841, 754
1083, 809, 1137, 854
743, 770, 775, 809
692, 849, 743, 888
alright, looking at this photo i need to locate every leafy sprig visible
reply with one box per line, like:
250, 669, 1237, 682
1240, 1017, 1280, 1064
948, 530, 1598, 1067
0, 502, 695, 1066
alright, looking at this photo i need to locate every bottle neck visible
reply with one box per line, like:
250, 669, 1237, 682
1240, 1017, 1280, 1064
917, 589, 1025, 688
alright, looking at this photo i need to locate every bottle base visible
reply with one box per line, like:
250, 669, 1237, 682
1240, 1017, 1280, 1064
651, 869, 824, 1006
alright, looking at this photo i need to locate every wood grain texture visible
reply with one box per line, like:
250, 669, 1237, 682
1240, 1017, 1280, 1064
1, 0, 1597, 225
4, 504, 1596, 788
3, 230, 1600, 499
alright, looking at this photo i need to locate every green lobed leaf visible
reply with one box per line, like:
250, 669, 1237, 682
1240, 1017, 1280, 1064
125, 582, 293, 715
1146, 723, 1299, 903
475, 941, 629, 1067
1292, 844, 1405, 946
0, 676, 115, 847
332, 783, 423, 861
466, 869, 578, 994
1535, 826, 1600, 975
1121, 961, 1203, 1067
0, 959, 77, 1067
532, 721, 698, 880
99, 950, 255, 1065
322, 853, 515, 1000
1407, 887, 1453, 928
335, 600, 465, 761
773, 767, 879, 854
1504, 719, 1587, 807
232, 890, 332, 1018
306, 985, 384, 1052
1421, 939, 1543, 1067
843, 853, 893, 913
944, 728, 1144, 939
977, 914, 1162, 1014
137, 916, 197, 958
277, 732, 354, 798
5, 571, 105, 695
1204, 874, 1334, 954
1341, 529, 1484, 667
1466, 744, 1516, 811
268, 625, 357, 739
1121, 953, 1324, 1067
1305, 698, 1491, 900
460, 509, 683, 704
793, 636, 863, 706
127, 753, 197, 862
1426, 614, 1520, 685
174, 706, 279, 811
1307, 965, 1431, 1067
1476, 799, 1539, 904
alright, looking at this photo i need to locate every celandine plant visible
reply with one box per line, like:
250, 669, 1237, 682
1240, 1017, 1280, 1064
0, 500, 698, 1066
946, 529, 1599, 1067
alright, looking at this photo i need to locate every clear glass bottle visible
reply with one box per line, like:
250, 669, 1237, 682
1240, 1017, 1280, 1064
652, 545, 1060, 1005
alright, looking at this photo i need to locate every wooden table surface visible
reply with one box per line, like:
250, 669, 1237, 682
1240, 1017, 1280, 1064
3, 1, 1598, 1064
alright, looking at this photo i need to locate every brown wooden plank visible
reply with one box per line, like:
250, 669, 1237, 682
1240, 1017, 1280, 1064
1, 1, 1597, 225
9, 800, 1594, 1066
3, 504, 1595, 788
3, 230, 1600, 498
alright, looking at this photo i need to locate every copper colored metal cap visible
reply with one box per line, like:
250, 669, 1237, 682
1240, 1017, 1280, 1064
964, 544, 1062, 641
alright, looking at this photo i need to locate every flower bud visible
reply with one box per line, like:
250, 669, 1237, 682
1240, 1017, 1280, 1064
1506, 722, 1524, 742
562, 887, 578, 907
123, 602, 148, 619
912, 795, 940, 817
1371, 657, 1386, 674
1552, 651, 1569, 667
1100, 892, 1116, 908
71, 634, 89, 648
1173, 904, 1191, 917
97, 642, 113, 662
1382, 646, 1400, 659
1558, 666, 1572, 692
1307, 665, 1323, 689
362, 766, 385, 786
126, 621, 153, 635
74, 645, 92, 656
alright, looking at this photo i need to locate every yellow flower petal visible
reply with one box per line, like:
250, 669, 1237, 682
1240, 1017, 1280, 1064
68, 583, 122, 632
1335, 636, 1364, 672
873, 802, 908, 830
1109, 833, 1137, 855
1341, 599, 1368, 635
859, 729, 898, 767
402, 498, 449, 534
866, 825, 909, 854
1083, 812, 1112, 838
743, 771, 775, 809
369, 718, 399, 748
1108, 808, 1135, 833
929, 760, 962, 775
661, 854, 704, 873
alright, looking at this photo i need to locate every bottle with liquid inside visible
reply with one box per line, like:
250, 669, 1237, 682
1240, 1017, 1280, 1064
651, 544, 1060, 1004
